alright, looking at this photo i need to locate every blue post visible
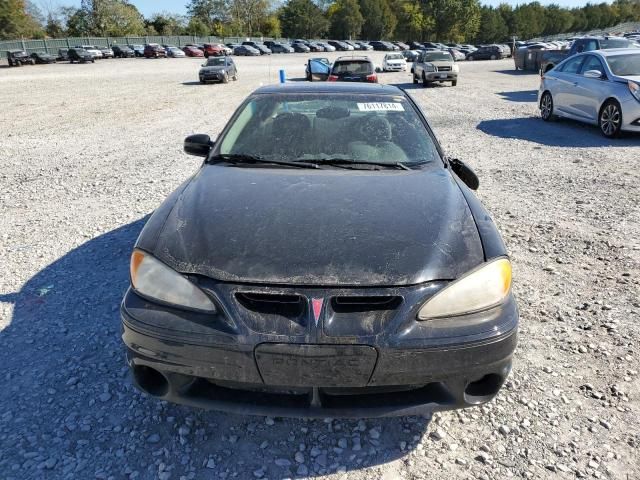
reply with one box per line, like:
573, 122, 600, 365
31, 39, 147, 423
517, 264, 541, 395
279, 69, 286, 84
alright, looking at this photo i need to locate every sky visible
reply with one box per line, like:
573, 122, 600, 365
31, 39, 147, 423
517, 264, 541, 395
61, 0, 609, 17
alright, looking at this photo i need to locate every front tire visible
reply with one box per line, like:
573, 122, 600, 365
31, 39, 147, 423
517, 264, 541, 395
452, 80, 457, 86
599, 100, 622, 138
540, 91, 555, 121
222, 73, 229, 84
490, 54, 497, 60
422, 73, 429, 87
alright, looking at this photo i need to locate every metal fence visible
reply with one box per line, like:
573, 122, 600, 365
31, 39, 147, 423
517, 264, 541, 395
529, 21, 640, 42
0, 35, 292, 57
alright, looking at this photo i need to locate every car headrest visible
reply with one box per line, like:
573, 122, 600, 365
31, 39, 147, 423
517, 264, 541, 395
361, 115, 392, 143
273, 112, 311, 137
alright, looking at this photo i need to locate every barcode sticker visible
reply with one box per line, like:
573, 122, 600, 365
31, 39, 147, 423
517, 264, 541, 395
356, 103, 405, 112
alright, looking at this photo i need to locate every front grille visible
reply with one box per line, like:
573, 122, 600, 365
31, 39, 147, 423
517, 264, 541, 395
325, 296, 402, 337
235, 292, 307, 334
437, 66, 451, 72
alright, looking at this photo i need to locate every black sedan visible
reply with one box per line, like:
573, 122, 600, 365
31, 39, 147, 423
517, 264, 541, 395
233, 45, 260, 56
30, 51, 56, 64
122, 83, 518, 418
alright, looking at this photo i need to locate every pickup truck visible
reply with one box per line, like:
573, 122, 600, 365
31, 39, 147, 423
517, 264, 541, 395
538, 36, 637, 74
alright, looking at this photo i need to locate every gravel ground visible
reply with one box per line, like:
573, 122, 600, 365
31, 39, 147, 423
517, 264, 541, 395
1, 52, 639, 480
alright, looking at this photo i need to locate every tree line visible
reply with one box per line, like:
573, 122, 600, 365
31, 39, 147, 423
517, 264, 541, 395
2, 0, 640, 43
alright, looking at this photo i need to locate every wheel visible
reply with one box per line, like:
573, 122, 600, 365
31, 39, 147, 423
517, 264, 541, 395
222, 73, 229, 84
233, 72, 237, 81
422, 73, 428, 87
540, 91, 555, 122
490, 54, 497, 60
92, 59, 95, 63
468, 56, 474, 61
412, 74, 418, 84
452, 80, 457, 86
599, 99, 622, 138
200, 78, 205, 84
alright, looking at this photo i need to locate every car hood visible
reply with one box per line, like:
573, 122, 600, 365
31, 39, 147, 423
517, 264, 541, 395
615, 74, 640, 83
145, 164, 484, 286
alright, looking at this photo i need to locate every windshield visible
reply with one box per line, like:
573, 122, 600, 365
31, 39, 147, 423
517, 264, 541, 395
218, 93, 440, 166
206, 57, 226, 66
606, 54, 640, 76
422, 52, 452, 62
386, 54, 403, 60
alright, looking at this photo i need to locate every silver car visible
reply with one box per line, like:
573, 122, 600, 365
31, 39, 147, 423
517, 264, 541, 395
539, 48, 640, 137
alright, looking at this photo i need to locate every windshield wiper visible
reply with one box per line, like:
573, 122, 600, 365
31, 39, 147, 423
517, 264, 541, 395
299, 158, 413, 171
209, 153, 320, 169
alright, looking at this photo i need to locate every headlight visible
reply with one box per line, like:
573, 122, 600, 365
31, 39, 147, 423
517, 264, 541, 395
130, 249, 216, 313
424, 63, 436, 72
220, 69, 225, 74
417, 258, 512, 320
629, 81, 640, 102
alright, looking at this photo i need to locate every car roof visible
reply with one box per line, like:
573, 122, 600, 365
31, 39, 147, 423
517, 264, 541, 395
335, 56, 371, 62
252, 83, 403, 95
590, 48, 640, 57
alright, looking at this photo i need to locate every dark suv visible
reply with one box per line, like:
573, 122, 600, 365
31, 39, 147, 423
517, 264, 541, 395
328, 56, 377, 83
144, 44, 166, 58
467, 45, 506, 61
68, 48, 95, 63
7, 50, 35, 67
112, 45, 135, 58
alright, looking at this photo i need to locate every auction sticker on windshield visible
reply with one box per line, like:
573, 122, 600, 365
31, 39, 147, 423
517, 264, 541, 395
357, 103, 405, 112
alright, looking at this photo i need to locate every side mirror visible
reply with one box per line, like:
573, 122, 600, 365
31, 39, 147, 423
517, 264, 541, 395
584, 69, 603, 79
449, 158, 479, 190
184, 134, 213, 157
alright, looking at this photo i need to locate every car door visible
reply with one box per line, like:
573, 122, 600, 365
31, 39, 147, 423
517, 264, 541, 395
552, 55, 586, 117
308, 58, 330, 81
571, 54, 608, 122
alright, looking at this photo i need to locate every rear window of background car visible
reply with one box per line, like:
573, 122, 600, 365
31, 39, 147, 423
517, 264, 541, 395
332, 61, 373, 75
600, 38, 631, 49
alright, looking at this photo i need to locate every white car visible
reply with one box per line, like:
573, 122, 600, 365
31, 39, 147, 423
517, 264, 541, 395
79, 45, 103, 59
167, 47, 186, 58
382, 53, 407, 72
539, 48, 640, 137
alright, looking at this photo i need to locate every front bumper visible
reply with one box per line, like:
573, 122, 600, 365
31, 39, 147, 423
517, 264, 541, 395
122, 282, 518, 418
385, 64, 406, 71
200, 72, 226, 82
424, 71, 457, 81
621, 96, 640, 132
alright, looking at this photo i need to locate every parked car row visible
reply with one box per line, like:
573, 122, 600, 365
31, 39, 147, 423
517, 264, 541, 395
6, 39, 517, 68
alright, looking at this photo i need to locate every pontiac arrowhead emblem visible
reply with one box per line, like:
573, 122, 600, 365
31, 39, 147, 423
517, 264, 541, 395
311, 298, 324, 326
